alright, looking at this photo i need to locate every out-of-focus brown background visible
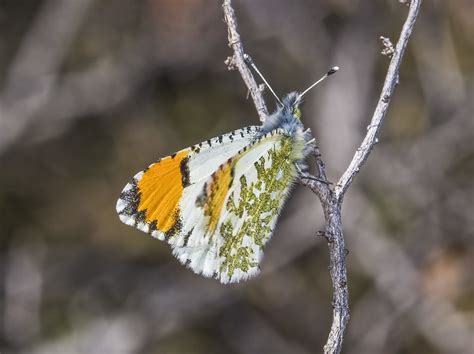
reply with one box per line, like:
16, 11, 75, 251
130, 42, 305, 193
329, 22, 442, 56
0, 1, 472, 353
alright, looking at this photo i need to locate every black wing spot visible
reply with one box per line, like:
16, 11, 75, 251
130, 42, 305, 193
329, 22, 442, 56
180, 156, 191, 187
119, 181, 140, 216
183, 228, 194, 247
164, 213, 183, 241
148, 220, 157, 234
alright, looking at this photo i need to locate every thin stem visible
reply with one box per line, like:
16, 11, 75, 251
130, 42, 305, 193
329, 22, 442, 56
335, 0, 422, 202
222, 0, 268, 122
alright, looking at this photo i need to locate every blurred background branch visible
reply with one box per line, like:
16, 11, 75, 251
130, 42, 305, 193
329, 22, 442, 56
0, 0, 94, 152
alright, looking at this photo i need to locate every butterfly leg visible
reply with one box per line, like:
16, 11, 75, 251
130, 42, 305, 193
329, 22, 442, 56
296, 163, 333, 185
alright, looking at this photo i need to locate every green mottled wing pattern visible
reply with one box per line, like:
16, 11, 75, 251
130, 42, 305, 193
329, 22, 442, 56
172, 130, 305, 283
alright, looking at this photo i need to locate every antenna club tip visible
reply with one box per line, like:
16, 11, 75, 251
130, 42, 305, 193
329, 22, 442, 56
328, 66, 339, 75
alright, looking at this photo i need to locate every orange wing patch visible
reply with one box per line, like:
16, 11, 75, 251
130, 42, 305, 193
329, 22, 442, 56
198, 159, 235, 235
137, 150, 190, 232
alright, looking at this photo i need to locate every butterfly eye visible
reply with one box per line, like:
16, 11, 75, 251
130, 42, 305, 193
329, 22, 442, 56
293, 106, 302, 119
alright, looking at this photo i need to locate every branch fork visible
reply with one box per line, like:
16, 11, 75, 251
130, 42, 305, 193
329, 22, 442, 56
222, 0, 422, 352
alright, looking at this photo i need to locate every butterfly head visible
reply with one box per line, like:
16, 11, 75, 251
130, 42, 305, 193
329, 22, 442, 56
282, 92, 304, 121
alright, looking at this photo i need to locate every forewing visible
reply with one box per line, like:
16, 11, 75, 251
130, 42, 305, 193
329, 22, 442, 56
116, 126, 260, 239
172, 130, 300, 283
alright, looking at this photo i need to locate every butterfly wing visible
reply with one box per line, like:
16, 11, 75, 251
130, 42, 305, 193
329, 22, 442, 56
172, 129, 302, 283
117, 126, 304, 283
116, 126, 260, 239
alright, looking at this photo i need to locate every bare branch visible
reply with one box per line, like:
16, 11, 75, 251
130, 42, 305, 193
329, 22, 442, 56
298, 143, 333, 204
221, 1, 421, 353
322, 2, 422, 353
222, 0, 269, 122
335, 0, 422, 202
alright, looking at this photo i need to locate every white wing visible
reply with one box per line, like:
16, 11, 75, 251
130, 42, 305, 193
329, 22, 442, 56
173, 129, 301, 283
117, 126, 304, 283
116, 126, 260, 237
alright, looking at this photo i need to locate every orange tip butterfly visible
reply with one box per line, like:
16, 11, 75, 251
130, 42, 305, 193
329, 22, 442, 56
116, 63, 338, 283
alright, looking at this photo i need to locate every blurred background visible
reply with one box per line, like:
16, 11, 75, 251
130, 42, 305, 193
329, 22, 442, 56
0, 0, 472, 353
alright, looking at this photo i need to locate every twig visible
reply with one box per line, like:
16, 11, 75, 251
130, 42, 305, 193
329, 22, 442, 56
222, 0, 268, 122
313, 2, 421, 353
221, 1, 421, 353
335, 0, 422, 202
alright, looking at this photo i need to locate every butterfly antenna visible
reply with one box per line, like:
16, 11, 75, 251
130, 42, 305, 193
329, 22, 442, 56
244, 54, 283, 106
297, 66, 339, 102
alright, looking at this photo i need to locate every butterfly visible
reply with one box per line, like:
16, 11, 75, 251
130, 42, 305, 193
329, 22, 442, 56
116, 66, 338, 283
